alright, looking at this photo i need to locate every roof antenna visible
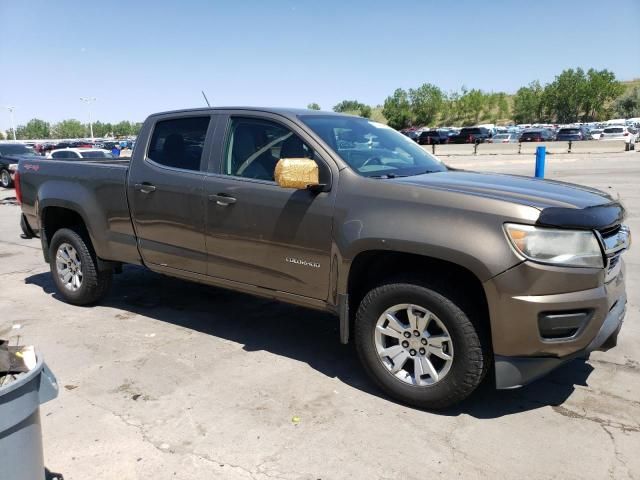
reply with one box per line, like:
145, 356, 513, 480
201, 90, 211, 107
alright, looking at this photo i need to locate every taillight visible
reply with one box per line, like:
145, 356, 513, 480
624, 132, 629, 136
14, 171, 22, 205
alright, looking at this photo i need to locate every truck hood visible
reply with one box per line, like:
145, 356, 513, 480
394, 170, 623, 229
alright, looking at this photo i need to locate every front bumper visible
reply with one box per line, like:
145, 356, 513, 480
494, 294, 626, 389
484, 259, 627, 389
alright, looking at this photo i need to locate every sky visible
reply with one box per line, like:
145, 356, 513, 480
1, 0, 639, 131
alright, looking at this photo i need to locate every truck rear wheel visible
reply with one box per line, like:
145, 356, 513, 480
354, 281, 489, 409
49, 228, 112, 305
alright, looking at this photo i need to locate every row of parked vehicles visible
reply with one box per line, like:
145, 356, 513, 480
0, 140, 133, 188
403, 125, 639, 147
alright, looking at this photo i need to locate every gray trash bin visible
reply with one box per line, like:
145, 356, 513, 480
0, 353, 59, 480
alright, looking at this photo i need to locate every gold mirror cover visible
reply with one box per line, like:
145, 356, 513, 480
274, 158, 319, 189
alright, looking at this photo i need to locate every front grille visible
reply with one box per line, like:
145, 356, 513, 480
600, 224, 629, 282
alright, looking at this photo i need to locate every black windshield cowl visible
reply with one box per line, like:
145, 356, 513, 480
370, 173, 402, 179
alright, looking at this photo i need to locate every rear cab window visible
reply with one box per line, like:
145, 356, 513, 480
147, 116, 211, 171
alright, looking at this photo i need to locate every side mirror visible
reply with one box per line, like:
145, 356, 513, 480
274, 158, 321, 190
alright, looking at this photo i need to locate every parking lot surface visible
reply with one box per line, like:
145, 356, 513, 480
1, 151, 639, 480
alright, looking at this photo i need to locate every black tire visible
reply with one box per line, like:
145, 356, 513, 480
354, 281, 490, 410
49, 227, 112, 305
1, 169, 13, 188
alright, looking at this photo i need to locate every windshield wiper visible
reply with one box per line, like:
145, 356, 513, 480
369, 173, 406, 179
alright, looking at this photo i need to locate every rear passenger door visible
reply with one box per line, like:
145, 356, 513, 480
128, 114, 217, 274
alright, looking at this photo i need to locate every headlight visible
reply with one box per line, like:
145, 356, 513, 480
8, 163, 18, 171
505, 223, 604, 268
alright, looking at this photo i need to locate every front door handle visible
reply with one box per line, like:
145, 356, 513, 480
209, 193, 237, 206
134, 183, 157, 194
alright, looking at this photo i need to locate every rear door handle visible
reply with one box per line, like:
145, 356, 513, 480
134, 183, 156, 194
208, 193, 237, 206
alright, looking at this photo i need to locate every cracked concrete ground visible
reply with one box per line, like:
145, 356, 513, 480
1, 150, 639, 479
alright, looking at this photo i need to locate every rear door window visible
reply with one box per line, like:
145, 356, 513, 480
147, 117, 211, 171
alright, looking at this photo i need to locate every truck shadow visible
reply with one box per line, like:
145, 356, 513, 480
25, 265, 593, 419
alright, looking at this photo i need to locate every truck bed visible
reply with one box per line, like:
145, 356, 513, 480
18, 156, 142, 265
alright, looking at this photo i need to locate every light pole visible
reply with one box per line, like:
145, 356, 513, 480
6, 106, 17, 141
80, 97, 96, 140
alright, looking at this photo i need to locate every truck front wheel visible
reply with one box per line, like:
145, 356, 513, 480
49, 228, 112, 305
354, 281, 489, 409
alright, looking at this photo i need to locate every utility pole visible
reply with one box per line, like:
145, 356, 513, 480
6, 106, 17, 141
80, 97, 96, 140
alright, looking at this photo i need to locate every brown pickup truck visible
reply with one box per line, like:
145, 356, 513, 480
16, 107, 630, 409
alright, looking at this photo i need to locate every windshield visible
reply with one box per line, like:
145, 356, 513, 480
299, 115, 446, 177
603, 127, 623, 134
559, 128, 580, 134
80, 150, 114, 159
0, 144, 37, 156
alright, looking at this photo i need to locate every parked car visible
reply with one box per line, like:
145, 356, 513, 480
487, 133, 518, 143
555, 127, 586, 142
401, 130, 420, 142
0, 142, 39, 188
418, 130, 450, 144
17, 107, 630, 409
68, 141, 94, 148
46, 148, 115, 160
519, 129, 555, 142
590, 129, 604, 140
449, 127, 492, 144
599, 126, 637, 148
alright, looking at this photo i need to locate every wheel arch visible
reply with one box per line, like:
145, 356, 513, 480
40, 202, 94, 263
339, 249, 491, 347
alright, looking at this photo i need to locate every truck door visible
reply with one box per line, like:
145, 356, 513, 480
203, 114, 337, 300
128, 114, 216, 274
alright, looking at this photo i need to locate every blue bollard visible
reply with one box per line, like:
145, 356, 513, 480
535, 146, 546, 178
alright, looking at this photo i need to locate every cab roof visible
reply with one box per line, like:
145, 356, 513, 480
147, 107, 358, 121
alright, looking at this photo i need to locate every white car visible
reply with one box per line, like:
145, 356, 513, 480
599, 126, 637, 147
46, 148, 115, 160
590, 129, 604, 140
488, 133, 519, 143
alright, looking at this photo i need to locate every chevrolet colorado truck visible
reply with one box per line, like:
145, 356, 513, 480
16, 108, 630, 409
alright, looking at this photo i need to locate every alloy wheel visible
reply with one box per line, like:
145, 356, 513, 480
374, 303, 454, 386
55, 242, 83, 292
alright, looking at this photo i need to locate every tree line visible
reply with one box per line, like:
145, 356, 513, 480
2, 118, 142, 140
307, 68, 638, 130
2, 68, 637, 141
